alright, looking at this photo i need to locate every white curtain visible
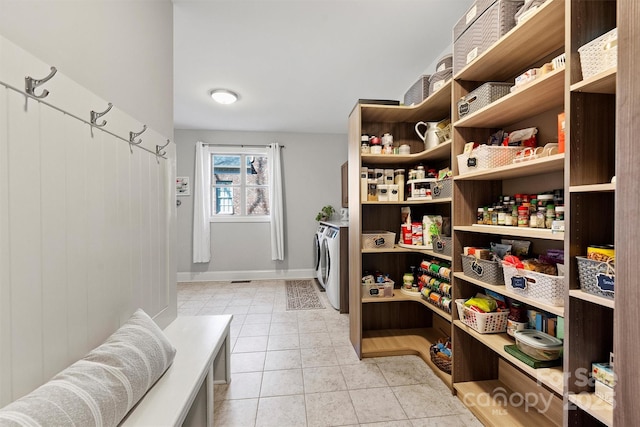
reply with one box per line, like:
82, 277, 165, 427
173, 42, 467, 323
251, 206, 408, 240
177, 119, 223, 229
269, 143, 285, 261
193, 142, 211, 263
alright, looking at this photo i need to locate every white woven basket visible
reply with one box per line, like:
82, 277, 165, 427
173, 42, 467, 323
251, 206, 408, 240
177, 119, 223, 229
456, 299, 509, 334
503, 264, 565, 306
578, 28, 618, 80
457, 146, 522, 175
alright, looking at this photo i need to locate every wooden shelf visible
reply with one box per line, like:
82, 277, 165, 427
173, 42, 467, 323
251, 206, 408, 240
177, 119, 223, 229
360, 80, 452, 123
454, 68, 564, 128
455, 0, 565, 82
570, 67, 617, 94
455, 272, 564, 317
454, 153, 565, 181
569, 183, 615, 193
453, 321, 563, 395
569, 289, 614, 310
362, 245, 452, 261
454, 224, 565, 241
455, 380, 561, 427
361, 139, 451, 164
362, 328, 451, 388
362, 197, 451, 205
567, 393, 613, 426
363, 291, 452, 322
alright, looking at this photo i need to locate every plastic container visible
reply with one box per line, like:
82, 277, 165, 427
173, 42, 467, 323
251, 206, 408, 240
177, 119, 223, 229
456, 299, 509, 334
514, 330, 563, 361
362, 231, 396, 249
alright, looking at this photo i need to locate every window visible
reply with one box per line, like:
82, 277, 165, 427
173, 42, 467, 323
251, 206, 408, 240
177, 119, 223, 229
209, 146, 270, 222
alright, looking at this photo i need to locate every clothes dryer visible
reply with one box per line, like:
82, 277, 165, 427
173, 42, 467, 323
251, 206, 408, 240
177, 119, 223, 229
320, 226, 341, 310
313, 224, 328, 289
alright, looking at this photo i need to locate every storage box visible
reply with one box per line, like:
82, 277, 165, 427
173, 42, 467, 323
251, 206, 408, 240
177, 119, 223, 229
457, 145, 522, 175
456, 299, 509, 334
578, 27, 618, 80
595, 380, 614, 405
558, 112, 566, 153
377, 184, 389, 202
388, 184, 399, 201
458, 82, 513, 118
576, 256, 615, 300
429, 179, 452, 199
435, 54, 453, 72
461, 254, 504, 285
362, 231, 396, 250
431, 235, 452, 257
363, 280, 394, 298
453, 0, 498, 42
404, 75, 430, 106
428, 67, 453, 96
503, 264, 565, 306
592, 362, 615, 387
513, 330, 563, 361
453, 0, 524, 74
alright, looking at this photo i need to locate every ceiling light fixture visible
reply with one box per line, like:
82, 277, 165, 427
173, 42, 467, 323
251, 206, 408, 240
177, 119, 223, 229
210, 89, 238, 105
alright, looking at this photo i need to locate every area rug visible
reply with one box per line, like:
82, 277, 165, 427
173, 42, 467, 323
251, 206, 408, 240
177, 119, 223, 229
285, 280, 325, 310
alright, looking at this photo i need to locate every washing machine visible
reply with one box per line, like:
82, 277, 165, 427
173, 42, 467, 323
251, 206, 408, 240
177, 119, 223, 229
313, 224, 328, 289
320, 226, 340, 310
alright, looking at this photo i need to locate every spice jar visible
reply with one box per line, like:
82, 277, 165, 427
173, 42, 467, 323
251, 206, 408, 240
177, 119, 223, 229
477, 208, 484, 224
518, 206, 529, 227
555, 205, 565, 221
415, 165, 426, 179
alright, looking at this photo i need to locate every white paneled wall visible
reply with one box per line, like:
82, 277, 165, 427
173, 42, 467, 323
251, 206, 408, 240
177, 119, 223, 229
0, 36, 175, 404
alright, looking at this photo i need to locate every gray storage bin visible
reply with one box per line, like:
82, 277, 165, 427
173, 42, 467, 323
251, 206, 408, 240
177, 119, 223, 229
453, 0, 524, 74
428, 68, 453, 96
461, 254, 505, 285
453, 0, 497, 42
431, 235, 452, 257
404, 75, 431, 106
457, 82, 513, 117
430, 179, 452, 199
435, 54, 453, 72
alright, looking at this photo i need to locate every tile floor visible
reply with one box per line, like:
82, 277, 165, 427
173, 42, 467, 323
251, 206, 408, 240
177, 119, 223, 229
178, 279, 482, 427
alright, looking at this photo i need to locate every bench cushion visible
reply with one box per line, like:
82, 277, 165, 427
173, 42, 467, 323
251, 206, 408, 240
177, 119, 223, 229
0, 309, 176, 426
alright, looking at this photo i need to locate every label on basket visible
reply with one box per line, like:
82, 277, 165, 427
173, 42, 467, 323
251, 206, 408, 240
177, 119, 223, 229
433, 185, 442, 197
471, 260, 484, 277
511, 276, 527, 290
374, 237, 386, 247
435, 239, 445, 252
369, 287, 380, 296
467, 157, 477, 168
596, 273, 615, 294
459, 103, 470, 117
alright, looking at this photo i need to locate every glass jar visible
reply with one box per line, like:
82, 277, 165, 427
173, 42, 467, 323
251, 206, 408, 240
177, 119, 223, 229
498, 210, 506, 225
483, 207, 490, 225
415, 165, 426, 179
555, 205, 565, 220
518, 206, 530, 227
489, 208, 497, 225
477, 208, 484, 224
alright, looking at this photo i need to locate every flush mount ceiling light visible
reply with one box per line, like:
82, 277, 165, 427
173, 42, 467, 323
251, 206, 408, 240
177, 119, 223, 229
210, 89, 238, 105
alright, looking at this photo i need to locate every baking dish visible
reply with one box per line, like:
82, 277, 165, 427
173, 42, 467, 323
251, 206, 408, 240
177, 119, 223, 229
513, 330, 563, 361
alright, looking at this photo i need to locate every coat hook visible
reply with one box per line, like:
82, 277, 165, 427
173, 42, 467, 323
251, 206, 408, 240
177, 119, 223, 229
156, 139, 171, 158
129, 125, 147, 145
90, 102, 113, 127
25, 66, 57, 99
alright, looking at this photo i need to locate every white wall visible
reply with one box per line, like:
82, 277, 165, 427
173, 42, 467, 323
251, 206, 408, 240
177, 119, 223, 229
176, 130, 347, 281
0, 1, 174, 405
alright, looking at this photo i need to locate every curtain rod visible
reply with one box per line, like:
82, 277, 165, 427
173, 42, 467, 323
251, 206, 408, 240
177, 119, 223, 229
204, 143, 285, 148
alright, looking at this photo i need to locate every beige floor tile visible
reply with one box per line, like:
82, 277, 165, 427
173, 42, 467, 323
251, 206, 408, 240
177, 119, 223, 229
244, 313, 272, 325
228, 297, 254, 306
269, 321, 299, 335
267, 333, 300, 351
297, 310, 327, 322
302, 366, 347, 394
204, 295, 233, 307
178, 307, 200, 316
298, 320, 328, 334
260, 369, 304, 397
239, 322, 271, 337
341, 363, 388, 389
224, 305, 251, 315
264, 349, 301, 371
248, 304, 274, 314
198, 306, 227, 315
230, 351, 266, 373
350, 387, 407, 424
301, 347, 339, 368
334, 345, 361, 365
299, 332, 333, 349
329, 331, 352, 347
213, 398, 259, 427
270, 312, 298, 323
361, 421, 414, 427
410, 414, 483, 427
234, 336, 269, 353
376, 358, 435, 386
255, 394, 307, 427
214, 372, 262, 401
392, 384, 456, 418
305, 390, 358, 427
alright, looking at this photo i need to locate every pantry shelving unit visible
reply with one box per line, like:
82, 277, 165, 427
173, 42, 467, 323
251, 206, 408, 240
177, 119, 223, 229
450, 0, 566, 425
348, 81, 455, 389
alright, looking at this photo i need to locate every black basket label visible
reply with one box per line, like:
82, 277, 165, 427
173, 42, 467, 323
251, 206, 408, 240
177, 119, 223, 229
435, 240, 445, 252
433, 185, 442, 197
596, 273, 615, 293
459, 102, 470, 116
374, 237, 385, 246
467, 157, 477, 168
511, 276, 527, 290
369, 287, 380, 296
471, 260, 484, 277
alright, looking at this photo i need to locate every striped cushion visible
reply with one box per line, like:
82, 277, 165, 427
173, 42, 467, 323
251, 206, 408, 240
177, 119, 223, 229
0, 309, 176, 427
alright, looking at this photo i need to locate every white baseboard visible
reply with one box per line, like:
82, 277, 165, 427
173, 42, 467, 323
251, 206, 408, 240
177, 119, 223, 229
177, 269, 315, 283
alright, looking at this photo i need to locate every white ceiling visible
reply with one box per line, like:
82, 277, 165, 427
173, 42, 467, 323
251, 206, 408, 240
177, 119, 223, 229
173, 0, 473, 134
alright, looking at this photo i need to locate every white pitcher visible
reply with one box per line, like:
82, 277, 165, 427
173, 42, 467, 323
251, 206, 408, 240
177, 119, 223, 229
415, 121, 441, 150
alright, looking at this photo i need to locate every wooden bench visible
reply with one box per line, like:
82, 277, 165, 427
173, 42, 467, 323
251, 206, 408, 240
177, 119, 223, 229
120, 315, 232, 427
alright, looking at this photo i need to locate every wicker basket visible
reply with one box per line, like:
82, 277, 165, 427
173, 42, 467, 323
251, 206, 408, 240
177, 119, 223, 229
429, 67, 453, 96
578, 28, 618, 80
429, 339, 452, 374
431, 235, 452, 257
362, 231, 396, 250
456, 299, 509, 334
458, 82, 513, 118
576, 256, 615, 300
457, 146, 522, 175
503, 264, 565, 306
453, 0, 524, 74
430, 179, 452, 199
404, 75, 431, 106
461, 254, 505, 285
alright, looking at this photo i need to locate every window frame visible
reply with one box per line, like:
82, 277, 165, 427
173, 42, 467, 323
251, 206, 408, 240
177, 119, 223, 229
207, 146, 271, 223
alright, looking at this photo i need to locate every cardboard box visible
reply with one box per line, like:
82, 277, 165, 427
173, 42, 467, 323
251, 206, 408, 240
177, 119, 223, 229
558, 112, 566, 153
592, 362, 615, 387
595, 380, 614, 405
